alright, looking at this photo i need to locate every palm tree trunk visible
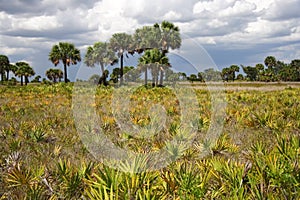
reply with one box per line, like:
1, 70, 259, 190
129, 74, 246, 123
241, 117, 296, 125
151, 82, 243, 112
64, 64, 68, 83
99, 64, 105, 85
144, 67, 148, 85
159, 69, 164, 86
25, 76, 28, 85
6, 70, 9, 80
120, 54, 124, 86
232, 71, 235, 82
155, 67, 159, 87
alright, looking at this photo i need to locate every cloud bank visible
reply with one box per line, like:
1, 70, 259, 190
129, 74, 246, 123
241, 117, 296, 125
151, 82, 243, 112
0, 0, 299, 79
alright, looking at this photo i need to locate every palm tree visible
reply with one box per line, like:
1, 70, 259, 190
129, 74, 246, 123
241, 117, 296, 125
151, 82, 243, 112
264, 56, 276, 70
133, 26, 161, 53
46, 68, 63, 83
7, 64, 17, 80
15, 62, 35, 86
133, 21, 181, 86
109, 33, 134, 85
156, 21, 181, 54
255, 64, 265, 81
154, 21, 181, 86
49, 42, 81, 83
138, 54, 150, 86
222, 67, 230, 82
138, 48, 170, 87
84, 42, 117, 85
229, 65, 239, 81
290, 59, 300, 81
0, 55, 9, 83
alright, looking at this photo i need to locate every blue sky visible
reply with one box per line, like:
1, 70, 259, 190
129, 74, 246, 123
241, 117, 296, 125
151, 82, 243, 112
1, 0, 300, 80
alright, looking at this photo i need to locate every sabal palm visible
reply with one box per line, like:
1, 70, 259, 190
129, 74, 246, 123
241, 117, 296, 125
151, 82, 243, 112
49, 42, 81, 83
46, 68, 63, 83
156, 21, 181, 54
109, 33, 133, 85
264, 56, 276, 70
133, 26, 161, 53
84, 42, 117, 85
154, 21, 181, 85
229, 65, 239, 81
139, 48, 170, 86
15, 62, 35, 86
0, 55, 9, 82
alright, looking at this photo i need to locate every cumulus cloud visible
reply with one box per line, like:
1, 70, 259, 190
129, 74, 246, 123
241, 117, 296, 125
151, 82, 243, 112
263, 0, 300, 21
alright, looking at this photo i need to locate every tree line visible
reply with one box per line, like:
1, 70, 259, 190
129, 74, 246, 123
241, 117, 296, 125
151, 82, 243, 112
48, 21, 181, 87
185, 56, 300, 83
1, 20, 300, 85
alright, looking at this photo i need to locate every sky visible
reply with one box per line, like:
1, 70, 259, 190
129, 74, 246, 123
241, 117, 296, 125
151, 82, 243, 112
1, 0, 300, 80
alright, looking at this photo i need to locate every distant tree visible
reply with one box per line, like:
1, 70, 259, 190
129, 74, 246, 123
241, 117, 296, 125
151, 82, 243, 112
133, 25, 160, 53
264, 56, 277, 77
109, 33, 134, 86
49, 42, 81, 83
155, 21, 181, 55
0, 55, 9, 83
229, 65, 239, 81
242, 65, 257, 81
134, 21, 181, 86
7, 64, 17, 80
179, 72, 187, 81
89, 74, 101, 84
255, 63, 265, 81
290, 59, 300, 81
154, 21, 181, 85
264, 56, 277, 70
46, 68, 63, 83
202, 68, 222, 81
110, 67, 121, 83
84, 42, 117, 85
197, 72, 205, 82
188, 74, 198, 83
255, 63, 265, 71
31, 75, 41, 83
15, 62, 35, 86
138, 48, 170, 87
236, 74, 244, 81
98, 70, 109, 86
222, 67, 231, 82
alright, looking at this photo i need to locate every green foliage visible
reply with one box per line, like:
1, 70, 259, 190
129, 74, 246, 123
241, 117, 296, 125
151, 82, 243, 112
49, 42, 81, 83
0, 54, 10, 83
0, 84, 299, 199
46, 68, 63, 83
15, 62, 35, 86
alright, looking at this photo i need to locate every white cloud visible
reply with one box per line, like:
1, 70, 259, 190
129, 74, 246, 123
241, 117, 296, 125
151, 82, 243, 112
11, 15, 61, 31
263, 0, 300, 20
163, 11, 182, 21
207, 19, 228, 28
219, 1, 256, 17
246, 0, 274, 12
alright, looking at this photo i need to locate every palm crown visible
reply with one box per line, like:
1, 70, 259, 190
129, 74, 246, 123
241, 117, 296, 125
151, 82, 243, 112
49, 42, 81, 83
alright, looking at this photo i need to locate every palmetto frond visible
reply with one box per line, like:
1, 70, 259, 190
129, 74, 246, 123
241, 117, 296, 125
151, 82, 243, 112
49, 42, 81, 82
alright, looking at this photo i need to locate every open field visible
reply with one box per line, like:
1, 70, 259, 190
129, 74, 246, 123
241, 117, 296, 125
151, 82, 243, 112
180, 81, 300, 91
0, 83, 299, 199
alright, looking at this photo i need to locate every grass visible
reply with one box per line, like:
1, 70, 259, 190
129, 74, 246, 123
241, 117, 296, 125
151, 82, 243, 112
0, 83, 299, 199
